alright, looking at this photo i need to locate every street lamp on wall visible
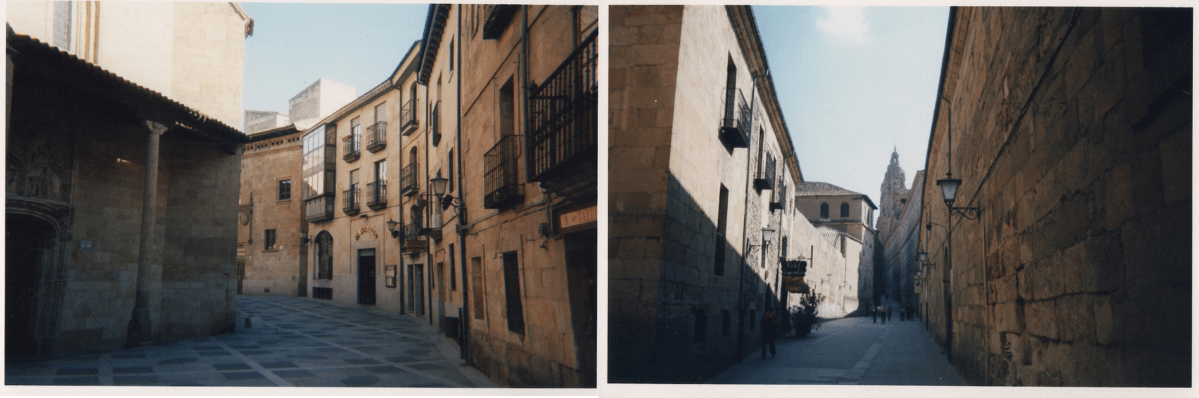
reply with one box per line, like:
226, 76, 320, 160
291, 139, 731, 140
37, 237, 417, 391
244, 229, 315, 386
386, 218, 400, 239
936, 177, 980, 219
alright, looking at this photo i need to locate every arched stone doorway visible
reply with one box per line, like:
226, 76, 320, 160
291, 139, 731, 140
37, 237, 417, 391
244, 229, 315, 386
5, 212, 58, 361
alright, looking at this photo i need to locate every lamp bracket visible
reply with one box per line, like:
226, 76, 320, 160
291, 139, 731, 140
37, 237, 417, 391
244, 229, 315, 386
949, 206, 981, 220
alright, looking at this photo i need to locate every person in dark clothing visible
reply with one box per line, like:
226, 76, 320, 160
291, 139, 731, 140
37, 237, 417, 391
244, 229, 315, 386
871, 304, 877, 323
761, 310, 777, 359
886, 305, 893, 321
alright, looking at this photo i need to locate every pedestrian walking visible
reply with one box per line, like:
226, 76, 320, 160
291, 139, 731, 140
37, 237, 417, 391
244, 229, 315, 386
879, 305, 886, 324
761, 310, 777, 359
886, 305, 893, 321
871, 304, 877, 323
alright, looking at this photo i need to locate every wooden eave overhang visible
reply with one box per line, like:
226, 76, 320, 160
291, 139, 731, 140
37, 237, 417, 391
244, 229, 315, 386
7, 28, 248, 145
417, 4, 451, 85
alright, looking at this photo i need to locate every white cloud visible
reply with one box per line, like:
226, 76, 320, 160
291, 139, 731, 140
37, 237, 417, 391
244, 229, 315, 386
816, 7, 870, 45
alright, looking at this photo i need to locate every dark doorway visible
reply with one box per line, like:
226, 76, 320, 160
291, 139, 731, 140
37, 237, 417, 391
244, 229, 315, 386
414, 264, 425, 316
565, 228, 597, 387
6, 214, 56, 361
358, 249, 376, 305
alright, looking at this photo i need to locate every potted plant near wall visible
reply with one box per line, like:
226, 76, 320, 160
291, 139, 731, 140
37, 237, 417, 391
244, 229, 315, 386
790, 292, 824, 338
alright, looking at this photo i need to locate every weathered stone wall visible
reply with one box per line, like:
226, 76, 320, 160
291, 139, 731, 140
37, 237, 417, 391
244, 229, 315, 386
921, 7, 1191, 386
459, 5, 598, 387
239, 132, 306, 297
608, 4, 682, 382
882, 170, 924, 308
170, 2, 248, 128
158, 138, 241, 341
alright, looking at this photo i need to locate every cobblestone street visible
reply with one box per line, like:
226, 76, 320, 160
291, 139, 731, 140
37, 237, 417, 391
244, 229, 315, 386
5, 295, 496, 388
709, 308, 967, 385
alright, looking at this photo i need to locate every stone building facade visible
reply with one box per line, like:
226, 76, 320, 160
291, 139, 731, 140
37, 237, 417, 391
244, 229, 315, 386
6, 1, 254, 128
243, 110, 289, 135
792, 182, 878, 315
242, 5, 598, 387
881, 170, 924, 309
450, 4, 599, 387
237, 125, 307, 297
918, 7, 1190, 386
6, 29, 248, 359
610, 5, 861, 382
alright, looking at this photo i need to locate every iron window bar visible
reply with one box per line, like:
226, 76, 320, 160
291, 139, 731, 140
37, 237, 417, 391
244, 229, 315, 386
528, 30, 598, 184
483, 134, 523, 209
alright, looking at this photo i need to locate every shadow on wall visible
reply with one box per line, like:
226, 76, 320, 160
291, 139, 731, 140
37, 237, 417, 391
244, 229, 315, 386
609, 172, 778, 383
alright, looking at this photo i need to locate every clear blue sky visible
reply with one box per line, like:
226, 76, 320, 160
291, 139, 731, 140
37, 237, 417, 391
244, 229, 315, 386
241, 2, 429, 115
755, 6, 949, 202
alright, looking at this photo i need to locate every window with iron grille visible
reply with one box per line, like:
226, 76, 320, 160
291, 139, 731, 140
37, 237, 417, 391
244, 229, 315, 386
431, 102, 442, 146
502, 251, 524, 334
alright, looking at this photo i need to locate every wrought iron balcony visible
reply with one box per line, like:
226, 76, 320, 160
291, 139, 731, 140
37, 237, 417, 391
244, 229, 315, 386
402, 223, 427, 253
482, 5, 520, 40
305, 194, 335, 223
401, 98, 418, 135
528, 30, 598, 185
400, 162, 419, 196
483, 134, 523, 209
342, 134, 360, 162
719, 87, 752, 149
342, 185, 360, 215
366, 180, 387, 210
770, 181, 787, 212
754, 153, 776, 192
366, 122, 387, 152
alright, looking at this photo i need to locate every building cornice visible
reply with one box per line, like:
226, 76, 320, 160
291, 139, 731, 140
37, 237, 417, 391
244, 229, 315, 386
726, 5, 803, 185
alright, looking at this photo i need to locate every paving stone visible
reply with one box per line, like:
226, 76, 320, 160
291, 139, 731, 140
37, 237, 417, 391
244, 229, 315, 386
257, 361, 298, 369
158, 358, 199, 365
113, 366, 154, 374
212, 363, 253, 371
55, 368, 97, 376
113, 375, 159, 385
340, 375, 380, 386
53, 377, 99, 385
273, 369, 317, 378
344, 358, 382, 365
222, 371, 266, 381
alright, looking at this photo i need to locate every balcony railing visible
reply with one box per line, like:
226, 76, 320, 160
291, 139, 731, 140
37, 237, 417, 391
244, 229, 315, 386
754, 154, 776, 192
770, 181, 786, 211
305, 194, 335, 223
401, 98, 418, 135
719, 87, 752, 149
483, 134, 523, 209
400, 162, 419, 196
367, 180, 387, 210
402, 223, 427, 253
482, 5, 520, 40
342, 134, 360, 162
366, 122, 387, 152
528, 30, 598, 185
342, 185, 360, 215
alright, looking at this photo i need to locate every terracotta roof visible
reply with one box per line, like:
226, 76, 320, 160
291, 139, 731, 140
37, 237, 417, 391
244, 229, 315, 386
794, 182, 862, 197
794, 181, 877, 209
7, 28, 247, 144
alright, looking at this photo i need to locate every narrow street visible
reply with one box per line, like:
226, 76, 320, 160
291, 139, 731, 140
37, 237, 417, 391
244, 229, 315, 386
5, 296, 496, 387
709, 304, 967, 385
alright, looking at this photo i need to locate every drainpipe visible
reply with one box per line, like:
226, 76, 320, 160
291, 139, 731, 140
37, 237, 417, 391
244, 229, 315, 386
425, 76, 433, 326
126, 120, 167, 347
455, 5, 470, 363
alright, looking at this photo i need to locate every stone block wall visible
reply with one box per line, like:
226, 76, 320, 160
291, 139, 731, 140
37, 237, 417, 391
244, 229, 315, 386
159, 139, 241, 341
607, 4, 683, 382
171, 2, 248, 129
239, 132, 306, 297
921, 7, 1191, 386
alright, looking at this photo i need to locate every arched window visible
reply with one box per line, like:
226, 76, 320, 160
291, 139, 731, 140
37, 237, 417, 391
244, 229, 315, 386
820, 203, 829, 219
840, 203, 850, 218
315, 231, 333, 279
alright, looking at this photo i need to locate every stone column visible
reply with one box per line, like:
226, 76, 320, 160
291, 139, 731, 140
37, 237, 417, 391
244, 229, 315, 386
126, 120, 167, 347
